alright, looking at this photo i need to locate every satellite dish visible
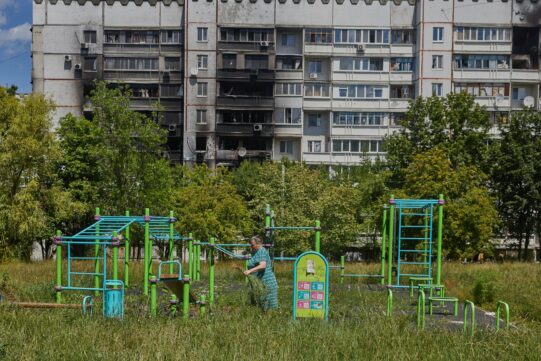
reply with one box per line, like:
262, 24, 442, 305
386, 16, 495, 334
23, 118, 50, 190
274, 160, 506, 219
238, 147, 247, 157
523, 96, 535, 107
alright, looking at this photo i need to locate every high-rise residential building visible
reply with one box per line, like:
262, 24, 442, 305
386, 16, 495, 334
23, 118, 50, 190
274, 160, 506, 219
32, 0, 541, 167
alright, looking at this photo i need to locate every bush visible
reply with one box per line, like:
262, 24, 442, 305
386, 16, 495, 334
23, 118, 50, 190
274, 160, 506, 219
472, 278, 497, 305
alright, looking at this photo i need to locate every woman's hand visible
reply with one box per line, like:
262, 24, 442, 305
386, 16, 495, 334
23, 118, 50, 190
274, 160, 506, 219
243, 270, 251, 276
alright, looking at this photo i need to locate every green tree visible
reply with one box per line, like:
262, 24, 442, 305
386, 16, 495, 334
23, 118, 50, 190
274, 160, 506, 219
0, 88, 84, 260
402, 148, 499, 259
385, 92, 491, 185
490, 108, 541, 261
57, 81, 174, 216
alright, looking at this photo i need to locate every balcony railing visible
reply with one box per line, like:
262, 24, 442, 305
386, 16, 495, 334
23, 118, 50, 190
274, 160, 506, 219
217, 69, 275, 81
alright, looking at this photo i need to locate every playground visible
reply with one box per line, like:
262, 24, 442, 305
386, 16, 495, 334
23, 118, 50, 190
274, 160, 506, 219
0, 197, 540, 360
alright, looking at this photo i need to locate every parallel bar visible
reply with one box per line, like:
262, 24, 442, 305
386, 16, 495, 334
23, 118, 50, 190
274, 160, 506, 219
71, 272, 105, 276
266, 226, 317, 231
71, 257, 101, 260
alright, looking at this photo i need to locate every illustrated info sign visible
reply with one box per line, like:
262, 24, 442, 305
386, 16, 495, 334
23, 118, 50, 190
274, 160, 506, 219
293, 251, 329, 320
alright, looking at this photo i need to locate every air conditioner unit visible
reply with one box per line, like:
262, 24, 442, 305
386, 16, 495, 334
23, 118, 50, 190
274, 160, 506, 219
64, 55, 72, 62
253, 123, 263, 132
74, 63, 82, 70
356, 44, 365, 52
309, 73, 318, 79
260, 40, 269, 47
168, 124, 177, 132
80, 43, 89, 49
190, 68, 199, 77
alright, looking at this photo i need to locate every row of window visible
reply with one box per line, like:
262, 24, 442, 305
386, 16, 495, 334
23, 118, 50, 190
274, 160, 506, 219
103, 57, 181, 71
454, 55, 509, 70
454, 83, 510, 97
279, 139, 384, 154
101, 30, 182, 44
455, 27, 511, 42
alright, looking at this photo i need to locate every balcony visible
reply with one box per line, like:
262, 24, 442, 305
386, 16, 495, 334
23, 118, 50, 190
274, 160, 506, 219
275, 70, 303, 81
216, 96, 274, 109
274, 123, 302, 137
333, 72, 388, 82
453, 69, 511, 82
215, 122, 274, 137
453, 42, 511, 54
217, 41, 275, 52
103, 70, 160, 81
103, 43, 161, 54
216, 69, 275, 81
511, 70, 540, 83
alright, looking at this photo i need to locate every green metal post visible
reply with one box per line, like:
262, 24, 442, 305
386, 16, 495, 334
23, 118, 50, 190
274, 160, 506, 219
463, 300, 475, 336
94, 207, 100, 296
196, 243, 201, 281
417, 288, 425, 330
436, 194, 444, 285
170, 295, 177, 317
496, 301, 510, 331
386, 288, 393, 317
182, 274, 190, 319
209, 237, 215, 305
188, 234, 193, 280
112, 231, 119, 282
200, 295, 206, 316
264, 205, 271, 243
315, 220, 321, 253
340, 256, 345, 284
387, 195, 395, 286
381, 207, 387, 285
124, 210, 130, 288
144, 208, 150, 296
150, 277, 157, 317
55, 230, 62, 304
169, 211, 174, 274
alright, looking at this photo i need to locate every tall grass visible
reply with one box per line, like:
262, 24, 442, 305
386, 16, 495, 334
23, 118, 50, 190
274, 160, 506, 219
0, 261, 540, 361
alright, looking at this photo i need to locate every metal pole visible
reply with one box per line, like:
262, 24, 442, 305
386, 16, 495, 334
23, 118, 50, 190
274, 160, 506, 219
436, 194, 444, 285
315, 220, 321, 253
112, 231, 118, 283
196, 243, 201, 281
188, 234, 193, 280
169, 211, 174, 274
387, 196, 395, 286
124, 210, 130, 288
340, 255, 345, 284
183, 274, 190, 319
150, 277, 157, 317
200, 295, 206, 316
94, 207, 100, 297
144, 208, 150, 296
209, 237, 215, 305
381, 207, 387, 285
55, 230, 62, 304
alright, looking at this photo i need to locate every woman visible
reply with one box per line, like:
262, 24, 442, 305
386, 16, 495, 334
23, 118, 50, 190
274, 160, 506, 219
244, 236, 278, 311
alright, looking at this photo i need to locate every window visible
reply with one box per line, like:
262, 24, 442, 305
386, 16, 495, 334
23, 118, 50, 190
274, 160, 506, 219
196, 110, 207, 124
279, 140, 293, 154
161, 30, 182, 44
305, 28, 333, 44
391, 29, 416, 44
390, 85, 414, 99
304, 83, 330, 98
245, 55, 268, 70
332, 139, 383, 153
84, 30, 97, 44
164, 57, 181, 71
454, 55, 509, 70
334, 29, 390, 44
432, 55, 443, 70
161, 84, 183, 97
335, 85, 386, 99
279, 108, 302, 124
307, 140, 322, 153
390, 57, 415, 72
222, 54, 237, 69
455, 27, 511, 42
83, 57, 97, 71
333, 112, 385, 126
197, 55, 208, 69
454, 83, 509, 97
433, 27, 444, 42
197, 27, 208, 42
432, 83, 443, 97
338, 58, 383, 72
275, 83, 302, 96
281, 34, 296, 47
219, 28, 273, 43
276, 56, 302, 70
308, 61, 323, 74
104, 57, 158, 70
308, 114, 322, 127
197, 82, 208, 97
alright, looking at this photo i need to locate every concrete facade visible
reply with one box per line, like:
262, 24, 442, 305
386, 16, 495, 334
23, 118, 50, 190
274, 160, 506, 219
33, 0, 541, 166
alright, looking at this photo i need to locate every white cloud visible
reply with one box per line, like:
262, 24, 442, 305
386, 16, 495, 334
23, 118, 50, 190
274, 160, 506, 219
0, 13, 6, 26
0, 22, 31, 46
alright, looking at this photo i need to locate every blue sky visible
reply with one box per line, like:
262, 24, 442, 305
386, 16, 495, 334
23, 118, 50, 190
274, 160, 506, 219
0, 0, 32, 93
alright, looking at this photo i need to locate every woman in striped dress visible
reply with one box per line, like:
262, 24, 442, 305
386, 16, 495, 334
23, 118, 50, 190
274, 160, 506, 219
244, 236, 279, 311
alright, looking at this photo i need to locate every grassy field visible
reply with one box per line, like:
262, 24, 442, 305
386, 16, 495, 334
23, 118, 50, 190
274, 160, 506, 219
0, 261, 540, 361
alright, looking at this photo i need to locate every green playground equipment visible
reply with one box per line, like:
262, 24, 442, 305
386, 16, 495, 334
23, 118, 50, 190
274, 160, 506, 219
264, 205, 321, 261
53, 208, 191, 317
382, 194, 445, 289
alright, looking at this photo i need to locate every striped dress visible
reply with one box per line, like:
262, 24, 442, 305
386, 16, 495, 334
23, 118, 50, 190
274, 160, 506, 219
248, 247, 279, 310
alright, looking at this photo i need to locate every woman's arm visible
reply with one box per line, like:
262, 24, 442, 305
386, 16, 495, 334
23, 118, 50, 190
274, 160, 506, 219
244, 261, 266, 275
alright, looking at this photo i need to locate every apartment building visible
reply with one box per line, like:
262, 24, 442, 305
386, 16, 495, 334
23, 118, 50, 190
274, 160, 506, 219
32, 0, 541, 166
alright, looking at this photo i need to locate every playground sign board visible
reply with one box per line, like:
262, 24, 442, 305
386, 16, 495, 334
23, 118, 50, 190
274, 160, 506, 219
293, 251, 329, 320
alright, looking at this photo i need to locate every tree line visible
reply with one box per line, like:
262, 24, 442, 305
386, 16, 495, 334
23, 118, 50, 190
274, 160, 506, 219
1, 82, 540, 261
